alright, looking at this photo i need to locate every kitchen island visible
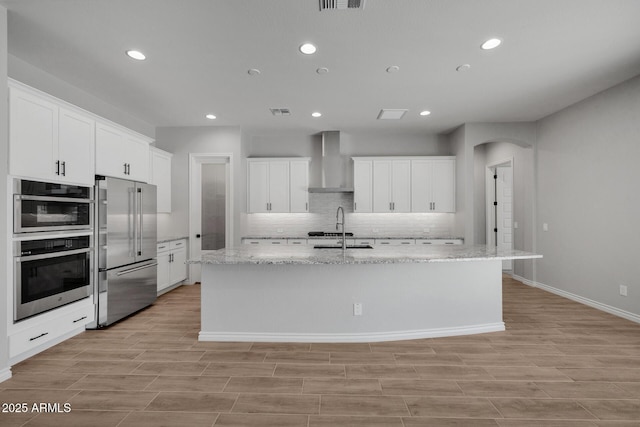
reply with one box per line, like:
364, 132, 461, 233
192, 245, 541, 343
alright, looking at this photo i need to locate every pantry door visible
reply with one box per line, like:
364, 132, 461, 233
189, 153, 233, 283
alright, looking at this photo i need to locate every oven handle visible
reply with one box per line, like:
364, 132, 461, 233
15, 195, 93, 204
116, 262, 158, 276
16, 247, 91, 262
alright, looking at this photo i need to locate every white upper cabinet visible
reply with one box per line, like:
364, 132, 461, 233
96, 122, 150, 182
9, 84, 95, 186
247, 158, 310, 213
289, 160, 310, 213
411, 158, 456, 213
372, 160, 411, 213
353, 160, 373, 213
149, 147, 173, 213
353, 156, 456, 214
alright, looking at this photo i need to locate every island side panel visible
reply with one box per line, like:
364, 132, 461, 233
200, 260, 504, 342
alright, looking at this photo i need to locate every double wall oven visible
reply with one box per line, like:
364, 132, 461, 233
13, 179, 94, 322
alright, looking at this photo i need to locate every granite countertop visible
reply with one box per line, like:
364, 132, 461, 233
242, 236, 464, 240
157, 236, 189, 244
190, 245, 541, 265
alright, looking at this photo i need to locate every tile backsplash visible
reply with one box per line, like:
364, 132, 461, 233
243, 193, 456, 237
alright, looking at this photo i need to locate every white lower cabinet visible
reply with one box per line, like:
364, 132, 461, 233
157, 239, 188, 294
9, 298, 94, 362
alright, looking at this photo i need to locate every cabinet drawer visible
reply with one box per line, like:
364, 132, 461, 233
287, 239, 307, 245
267, 239, 287, 245
170, 239, 186, 250
375, 239, 415, 246
9, 303, 94, 358
354, 239, 375, 246
157, 243, 171, 252
242, 239, 264, 245
416, 239, 463, 245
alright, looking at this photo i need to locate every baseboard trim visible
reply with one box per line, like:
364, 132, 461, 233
509, 274, 640, 325
0, 367, 12, 384
199, 323, 506, 343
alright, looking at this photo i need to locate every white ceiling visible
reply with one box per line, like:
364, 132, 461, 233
2, 0, 640, 135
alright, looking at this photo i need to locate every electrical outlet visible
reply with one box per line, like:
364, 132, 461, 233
276, 228, 283, 233
353, 303, 363, 316
423, 228, 430, 233
372, 229, 379, 234
543, 223, 549, 232
620, 285, 628, 297
514, 222, 519, 229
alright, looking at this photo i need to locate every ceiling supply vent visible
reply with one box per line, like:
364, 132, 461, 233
377, 109, 408, 120
319, 0, 365, 11
269, 108, 291, 116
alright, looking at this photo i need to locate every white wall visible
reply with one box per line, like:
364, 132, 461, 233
536, 73, 640, 318
8, 55, 155, 138
154, 126, 243, 244
450, 122, 537, 252
1, 5, 11, 381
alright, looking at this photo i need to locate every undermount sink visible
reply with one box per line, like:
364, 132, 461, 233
313, 245, 374, 249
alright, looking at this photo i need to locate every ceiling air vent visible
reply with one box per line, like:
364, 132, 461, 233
270, 108, 291, 116
319, 0, 365, 11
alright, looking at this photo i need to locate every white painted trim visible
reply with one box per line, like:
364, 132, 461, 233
188, 153, 234, 283
510, 274, 640, 325
199, 323, 505, 343
0, 367, 12, 383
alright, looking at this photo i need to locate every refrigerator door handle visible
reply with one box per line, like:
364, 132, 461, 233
137, 187, 143, 256
129, 186, 136, 258
115, 262, 158, 276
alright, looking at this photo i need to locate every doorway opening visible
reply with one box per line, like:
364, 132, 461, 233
486, 159, 513, 271
189, 153, 234, 283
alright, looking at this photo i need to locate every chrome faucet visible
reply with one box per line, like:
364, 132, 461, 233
336, 206, 346, 250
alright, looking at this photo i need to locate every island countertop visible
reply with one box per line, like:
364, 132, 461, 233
190, 244, 541, 265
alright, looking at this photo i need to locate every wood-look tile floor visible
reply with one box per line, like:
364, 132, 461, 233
2, 276, 640, 426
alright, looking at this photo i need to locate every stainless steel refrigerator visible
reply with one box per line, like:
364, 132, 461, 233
90, 176, 157, 327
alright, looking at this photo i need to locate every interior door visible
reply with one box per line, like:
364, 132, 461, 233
190, 157, 230, 283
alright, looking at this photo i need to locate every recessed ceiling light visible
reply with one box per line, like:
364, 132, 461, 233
419, 110, 431, 117
299, 43, 317, 55
205, 114, 216, 120
456, 64, 471, 72
481, 38, 502, 50
126, 50, 146, 61
386, 65, 400, 73
311, 112, 322, 118
248, 68, 261, 76
316, 67, 329, 74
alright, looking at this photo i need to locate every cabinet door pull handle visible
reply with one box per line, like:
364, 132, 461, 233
55, 160, 60, 175
29, 332, 49, 341
306, 202, 308, 211
61, 161, 66, 176
73, 316, 88, 323
124, 163, 128, 175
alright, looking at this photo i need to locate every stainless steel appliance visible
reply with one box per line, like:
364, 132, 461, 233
91, 176, 157, 327
14, 234, 93, 321
14, 179, 93, 234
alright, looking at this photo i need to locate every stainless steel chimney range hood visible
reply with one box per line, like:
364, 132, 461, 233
308, 131, 354, 193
